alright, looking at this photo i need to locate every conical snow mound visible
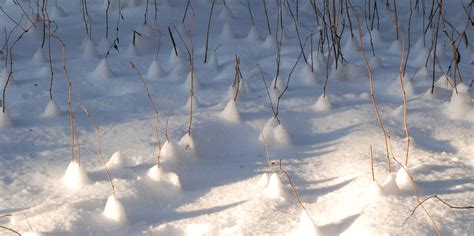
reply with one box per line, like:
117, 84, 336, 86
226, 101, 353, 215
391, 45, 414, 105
93, 58, 113, 79
106, 151, 124, 169
447, 90, 473, 120
259, 173, 270, 187
83, 39, 98, 59
262, 173, 286, 200
42, 100, 63, 117
161, 140, 179, 161
51, 5, 66, 19
32, 48, 47, 64
103, 195, 127, 224
63, 161, 89, 190
247, 26, 261, 41
382, 173, 399, 194
179, 133, 196, 154
147, 59, 165, 79
147, 165, 181, 188
184, 71, 200, 90
220, 22, 235, 40
220, 100, 240, 123
185, 95, 200, 111
362, 181, 384, 205
299, 64, 318, 86
293, 211, 320, 236
369, 56, 383, 69
395, 166, 411, 191
314, 93, 332, 111
263, 35, 277, 49
414, 66, 429, 80
273, 124, 292, 145
0, 110, 14, 128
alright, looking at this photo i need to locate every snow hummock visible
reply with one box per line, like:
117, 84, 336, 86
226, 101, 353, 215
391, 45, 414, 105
246, 25, 261, 41
293, 211, 320, 236
263, 35, 277, 49
184, 71, 200, 90
147, 59, 165, 79
220, 21, 235, 40
273, 124, 292, 145
271, 75, 285, 91
259, 173, 270, 187
414, 66, 430, 80
259, 117, 292, 146
395, 166, 412, 191
388, 40, 401, 54
299, 63, 318, 86
0, 110, 14, 128
382, 173, 399, 194
42, 99, 63, 117
262, 173, 286, 200
220, 100, 241, 123
369, 56, 383, 69
103, 195, 127, 224
179, 133, 196, 154
32, 48, 47, 64
447, 90, 473, 120
185, 95, 200, 110
82, 39, 98, 59
63, 161, 89, 190
161, 140, 179, 162
93, 58, 113, 79
362, 181, 384, 205
147, 165, 181, 189
314, 93, 332, 112
106, 151, 124, 169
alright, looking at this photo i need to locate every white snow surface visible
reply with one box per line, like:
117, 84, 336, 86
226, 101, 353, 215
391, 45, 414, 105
0, 0, 473, 235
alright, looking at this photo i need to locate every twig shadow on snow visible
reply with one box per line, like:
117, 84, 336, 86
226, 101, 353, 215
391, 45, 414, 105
299, 178, 355, 203
417, 178, 474, 196
410, 127, 457, 154
318, 213, 361, 236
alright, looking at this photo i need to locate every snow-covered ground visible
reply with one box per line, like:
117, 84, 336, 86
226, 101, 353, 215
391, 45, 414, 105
0, 0, 473, 235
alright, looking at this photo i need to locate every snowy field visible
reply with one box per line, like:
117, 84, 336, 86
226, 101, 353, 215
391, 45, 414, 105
0, 0, 473, 235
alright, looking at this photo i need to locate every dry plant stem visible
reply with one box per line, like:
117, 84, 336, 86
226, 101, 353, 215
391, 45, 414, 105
185, 4, 197, 136
348, 0, 392, 173
397, 31, 411, 166
404, 195, 474, 227
0, 7, 26, 31
45, 6, 55, 101
3, 26, 32, 113
279, 160, 317, 226
275, 42, 305, 119
370, 145, 375, 181
246, 0, 255, 26
402, 0, 413, 76
263, 0, 272, 35
204, 0, 216, 64
50, 34, 77, 163
168, 27, 178, 56
233, 56, 241, 102
130, 62, 162, 167
286, 1, 307, 63
77, 95, 115, 195
257, 64, 279, 124
182, 0, 191, 23
0, 225, 20, 236
391, 157, 440, 235
105, 0, 111, 38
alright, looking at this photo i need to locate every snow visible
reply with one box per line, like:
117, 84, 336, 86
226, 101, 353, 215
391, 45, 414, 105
103, 195, 127, 224
0, 0, 473, 235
